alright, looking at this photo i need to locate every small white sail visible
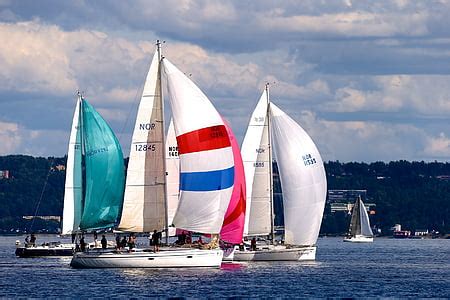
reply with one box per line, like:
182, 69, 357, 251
241, 90, 272, 236
270, 104, 327, 246
359, 198, 374, 237
118, 51, 166, 232
162, 58, 234, 234
62, 97, 83, 235
165, 119, 179, 236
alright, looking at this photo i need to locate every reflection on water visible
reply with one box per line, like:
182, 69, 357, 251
0, 235, 449, 298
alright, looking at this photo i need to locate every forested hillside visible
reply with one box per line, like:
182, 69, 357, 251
0, 155, 449, 235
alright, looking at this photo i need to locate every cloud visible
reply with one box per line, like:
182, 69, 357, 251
424, 132, 450, 158
279, 109, 443, 162
0, 121, 21, 154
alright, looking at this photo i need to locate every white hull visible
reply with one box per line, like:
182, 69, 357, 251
343, 235, 373, 243
231, 245, 316, 261
70, 248, 223, 268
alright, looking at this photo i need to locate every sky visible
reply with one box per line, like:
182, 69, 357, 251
0, 0, 449, 162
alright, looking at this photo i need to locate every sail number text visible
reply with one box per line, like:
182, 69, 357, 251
139, 123, 156, 130
135, 144, 156, 152
254, 162, 265, 167
302, 153, 317, 166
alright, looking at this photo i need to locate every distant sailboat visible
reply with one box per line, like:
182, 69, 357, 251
70, 41, 234, 268
344, 196, 374, 243
232, 84, 327, 261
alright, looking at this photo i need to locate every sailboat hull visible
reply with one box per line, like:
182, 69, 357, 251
343, 235, 373, 243
15, 244, 74, 257
70, 248, 223, 268
231, 245, 316, 261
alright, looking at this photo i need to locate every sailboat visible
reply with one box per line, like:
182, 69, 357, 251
70, 41, 235, 268
232, 84, 327, 261
343, 196, 374, 243
16, 93, 125, 257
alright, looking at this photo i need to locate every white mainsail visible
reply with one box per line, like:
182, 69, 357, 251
241, 90, 272, 236
118, 51, 166, 232
162, 58, 234, 234
62, 97, 83, 235
165, 119, 179, 236
270, 103, 327, 246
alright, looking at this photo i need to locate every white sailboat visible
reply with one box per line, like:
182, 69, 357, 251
71, 41, 234, 268
343, 196, 374, 243
233, 84, 327, 261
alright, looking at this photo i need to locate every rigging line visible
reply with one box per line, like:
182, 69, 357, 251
117, 57, 153, 152
28, 158, 55, 233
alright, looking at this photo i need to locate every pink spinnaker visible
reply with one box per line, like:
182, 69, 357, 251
220, 120, 246, 244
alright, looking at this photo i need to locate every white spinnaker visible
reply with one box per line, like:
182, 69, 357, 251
165, 119, 179, 236
118, 51, 166, 232
270, 104, 327, 246
62, 98, 83, 235
359, 199, 374, 237
241, 91, 271, 236
162, 58, 233, 234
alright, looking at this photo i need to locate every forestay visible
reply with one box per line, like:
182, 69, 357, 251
162, 58, 234, 234
241, 91, 271, 236
118, 52, 166, 232
270, 104, 327, 246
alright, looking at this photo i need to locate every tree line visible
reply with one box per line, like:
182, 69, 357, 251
0, 155, 448, 235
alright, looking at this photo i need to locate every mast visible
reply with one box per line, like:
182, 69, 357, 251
266, 83, 275, 244
77, 90, 85, 234
157, 40, 169, 245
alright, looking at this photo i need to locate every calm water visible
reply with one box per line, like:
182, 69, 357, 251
0, 235, 448, 298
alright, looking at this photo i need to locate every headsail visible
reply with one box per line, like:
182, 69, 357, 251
62, 97, 83, 235
78, 98, 125, 231
270, 103, 327, 246
220, 119, 246, 244
166, 119, 180, 236
162, 58, 234, 234
118, 51, 166, 232
359, 197, 373, 237
241, 91, 272, 236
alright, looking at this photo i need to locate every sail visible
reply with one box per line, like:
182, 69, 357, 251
241, 91, 271, 236
78, 99, 125, 231
359, 198, 373, 237
220, 119, 246, 244
162, 58, 234, 234
166, 119, 179, 236
118, 51, 166, 232
270, 103, 327, 246
349, 197, 361, 236
61, 97, 83, 235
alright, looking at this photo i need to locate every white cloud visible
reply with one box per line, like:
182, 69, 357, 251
0, 121, 21, 154
424, 132, 450, 158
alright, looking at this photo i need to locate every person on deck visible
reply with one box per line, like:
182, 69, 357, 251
80, 236, 86, 252
101, 235, 107, 249
152, 230, 161, 252
24, 236, 29, 246
115, 235, 121, 250
127, 234, 136, 251
251, 237, 257, 251
120, 236, 127, 249
30, 234, 36, 247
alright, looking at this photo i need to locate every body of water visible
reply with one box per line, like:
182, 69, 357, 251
0, 235, 448, 298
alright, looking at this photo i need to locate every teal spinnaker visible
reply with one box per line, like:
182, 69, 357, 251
79, 99, 125, 231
